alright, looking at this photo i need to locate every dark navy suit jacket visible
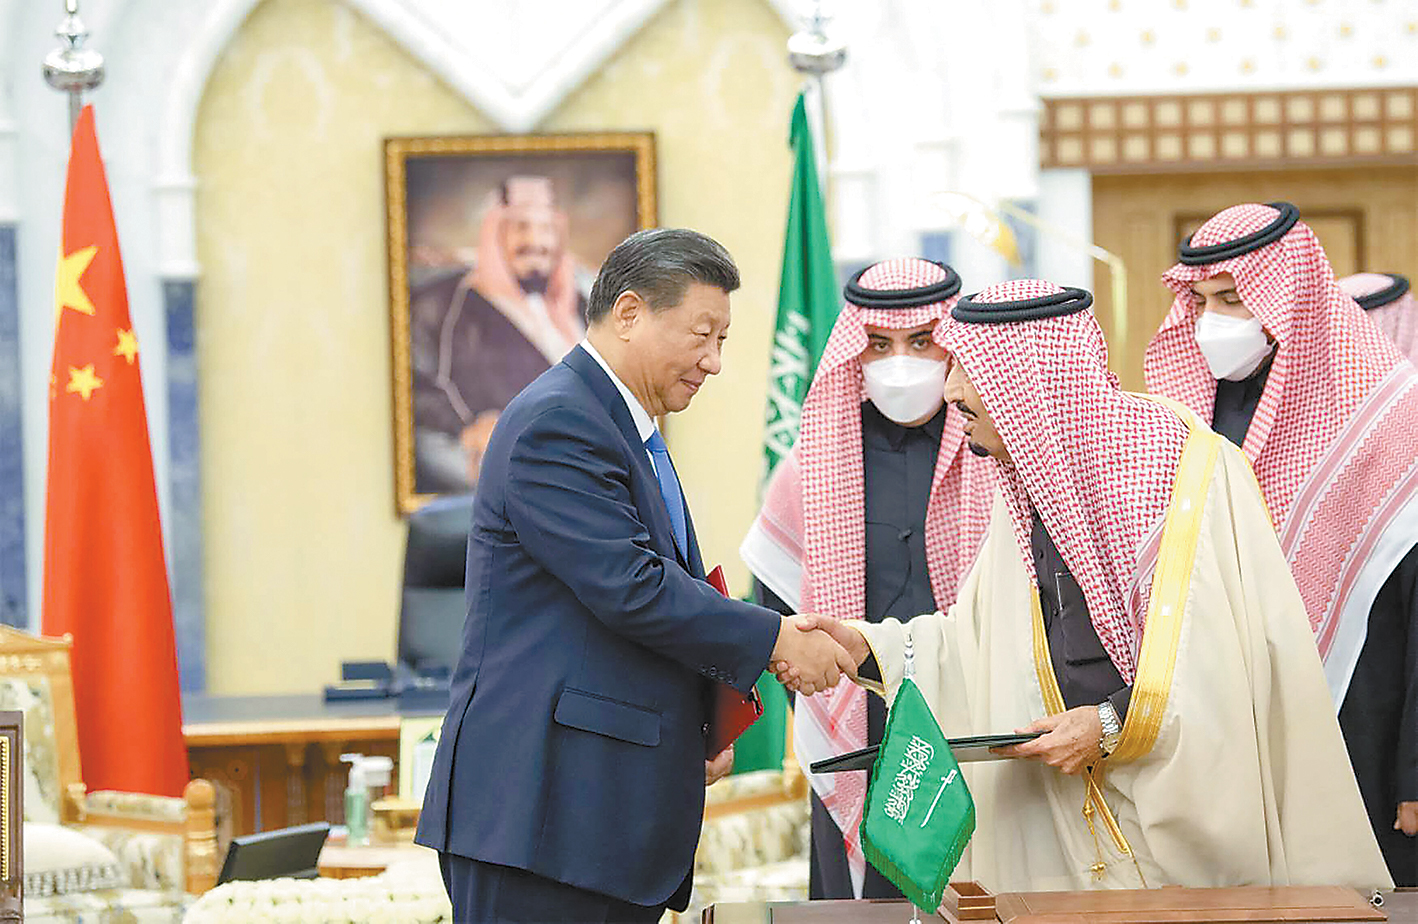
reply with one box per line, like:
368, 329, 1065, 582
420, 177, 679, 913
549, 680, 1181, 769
415, 345, 781, 909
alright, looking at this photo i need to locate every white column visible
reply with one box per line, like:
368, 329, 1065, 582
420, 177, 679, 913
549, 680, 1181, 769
1035, 169, 1094, 292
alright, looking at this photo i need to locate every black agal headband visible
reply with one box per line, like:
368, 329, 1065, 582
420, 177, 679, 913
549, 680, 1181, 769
1354, 274, 1410, 311
1177, 201, 1300, 266
844, 261, 961, 309
952, 286, 1093, 324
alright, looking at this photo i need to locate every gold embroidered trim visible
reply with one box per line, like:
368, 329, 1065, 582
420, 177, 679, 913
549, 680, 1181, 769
1030, 592, 1067, 716
853, 623, 889, 699
1111, 414, 1221, 762
1085, 764, 1149, 887
1032, 593, 1141, 875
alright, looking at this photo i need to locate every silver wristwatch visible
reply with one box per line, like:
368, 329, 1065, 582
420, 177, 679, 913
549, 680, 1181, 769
1097, 700, 1123, 756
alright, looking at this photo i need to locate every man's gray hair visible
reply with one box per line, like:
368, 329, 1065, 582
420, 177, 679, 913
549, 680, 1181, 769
585, 228, 740, 324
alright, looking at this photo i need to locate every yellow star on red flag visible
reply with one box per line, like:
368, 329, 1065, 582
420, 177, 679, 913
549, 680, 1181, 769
64, 364, 103, 401
45, 105, 193, 797
55, 245, 99, 321
113, 328, 139, 364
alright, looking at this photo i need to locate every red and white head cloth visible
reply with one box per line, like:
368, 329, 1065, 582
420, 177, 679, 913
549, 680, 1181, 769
467, 176, 584, 359
1146, 204, 1418, 704
940, 279, 1189, 682
1340, 273, 1418, 364
743, 257, 994, 897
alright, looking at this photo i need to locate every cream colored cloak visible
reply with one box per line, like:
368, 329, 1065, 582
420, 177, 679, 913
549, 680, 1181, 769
854, 420, 1391, 893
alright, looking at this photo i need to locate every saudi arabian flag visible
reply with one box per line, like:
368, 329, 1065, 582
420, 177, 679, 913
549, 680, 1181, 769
761, 90, 838, 477
861, 678, 975, 912
734, 90, 838, 776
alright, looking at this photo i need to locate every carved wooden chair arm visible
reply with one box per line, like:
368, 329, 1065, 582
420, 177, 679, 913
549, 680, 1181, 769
68, 779, 219, 894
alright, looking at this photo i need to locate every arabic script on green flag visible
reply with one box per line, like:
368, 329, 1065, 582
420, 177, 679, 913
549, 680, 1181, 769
761, 90, 838, 479
861, 678, 975, 911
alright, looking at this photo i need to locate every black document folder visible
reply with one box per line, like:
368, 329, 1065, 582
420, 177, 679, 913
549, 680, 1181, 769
809, 732, 1044, 773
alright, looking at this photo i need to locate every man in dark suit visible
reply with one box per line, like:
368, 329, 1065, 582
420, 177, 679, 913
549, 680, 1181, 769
416, 228, 853, 923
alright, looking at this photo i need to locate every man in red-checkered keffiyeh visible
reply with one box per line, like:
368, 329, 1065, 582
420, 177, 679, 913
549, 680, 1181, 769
1146, 204, 1418, 885
792, 279, 1388, 893
1341, 272, 1418, 364
741, 257, 994, 899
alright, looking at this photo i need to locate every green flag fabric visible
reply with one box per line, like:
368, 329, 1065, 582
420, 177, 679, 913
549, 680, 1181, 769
761, 90, 838, 477
734, 91, 838, 778
861, 678, 975, 911
727, 673, 789, 774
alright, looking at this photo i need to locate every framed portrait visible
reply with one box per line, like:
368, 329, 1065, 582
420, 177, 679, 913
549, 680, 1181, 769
386, 132, 657, 513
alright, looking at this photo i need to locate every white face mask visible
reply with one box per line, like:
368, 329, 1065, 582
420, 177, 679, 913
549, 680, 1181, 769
862, 355, 948, 425
1193, 311, 1273, 381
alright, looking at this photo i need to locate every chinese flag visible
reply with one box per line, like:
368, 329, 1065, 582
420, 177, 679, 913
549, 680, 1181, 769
42, 105, 189, 796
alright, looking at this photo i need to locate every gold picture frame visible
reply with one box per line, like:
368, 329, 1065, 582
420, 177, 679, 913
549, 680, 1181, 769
386, 132, 658, 514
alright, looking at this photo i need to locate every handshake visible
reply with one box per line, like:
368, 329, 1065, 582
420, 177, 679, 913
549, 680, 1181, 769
768, 614, 871, 696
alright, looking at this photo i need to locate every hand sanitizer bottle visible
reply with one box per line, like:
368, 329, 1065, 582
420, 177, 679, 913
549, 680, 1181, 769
341, 753, 369, 846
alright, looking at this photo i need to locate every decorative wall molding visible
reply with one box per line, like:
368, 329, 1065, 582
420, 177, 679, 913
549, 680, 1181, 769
150, 0, 751, 279
1042, 87, 1418, 174
371, 0, 675, 130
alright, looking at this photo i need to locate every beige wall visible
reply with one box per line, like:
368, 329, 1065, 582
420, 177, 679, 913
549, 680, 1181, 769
544, 0, 797, 594
194, 0, 797, 694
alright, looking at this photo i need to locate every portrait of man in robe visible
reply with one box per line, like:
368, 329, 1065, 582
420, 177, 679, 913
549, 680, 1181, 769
386, 134, 657, 511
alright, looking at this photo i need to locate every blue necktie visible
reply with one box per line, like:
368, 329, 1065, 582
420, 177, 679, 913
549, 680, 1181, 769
645, 430, 688, 558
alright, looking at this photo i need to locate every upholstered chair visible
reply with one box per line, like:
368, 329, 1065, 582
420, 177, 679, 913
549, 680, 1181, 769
0, 626, 217, 923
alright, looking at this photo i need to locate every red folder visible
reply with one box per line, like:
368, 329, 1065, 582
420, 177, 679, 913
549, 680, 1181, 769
705, 565, 765, 757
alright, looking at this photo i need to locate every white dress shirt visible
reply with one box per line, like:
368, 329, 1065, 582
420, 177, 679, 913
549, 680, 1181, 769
579, 339, 658, 472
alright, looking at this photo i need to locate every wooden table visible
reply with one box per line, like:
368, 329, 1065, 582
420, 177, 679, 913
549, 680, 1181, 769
317, 840, 435, 880
703, 889, 1418, 923
183, 693, 442, 842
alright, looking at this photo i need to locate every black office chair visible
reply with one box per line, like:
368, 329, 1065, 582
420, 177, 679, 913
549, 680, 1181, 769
398, 493, 475, 675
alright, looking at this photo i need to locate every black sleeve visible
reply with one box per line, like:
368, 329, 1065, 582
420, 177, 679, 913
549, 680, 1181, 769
858, 654, 882, 683
1399, 551, 1418, 802
1107, 685, 1133, 724
753, 579, 793, 616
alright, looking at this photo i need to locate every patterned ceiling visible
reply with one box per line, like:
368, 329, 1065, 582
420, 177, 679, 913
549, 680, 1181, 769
1028, 0, 1418, 98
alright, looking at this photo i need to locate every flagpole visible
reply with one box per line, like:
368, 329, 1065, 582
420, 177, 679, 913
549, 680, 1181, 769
787, 1, 845, 217
42, 0, 105, 136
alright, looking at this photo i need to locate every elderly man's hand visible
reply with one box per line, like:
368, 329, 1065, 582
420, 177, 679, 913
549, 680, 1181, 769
769, 617, 854, 696
771, 614, 870, 694
993, 706, 1103, 776
705, 746, 734, 786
